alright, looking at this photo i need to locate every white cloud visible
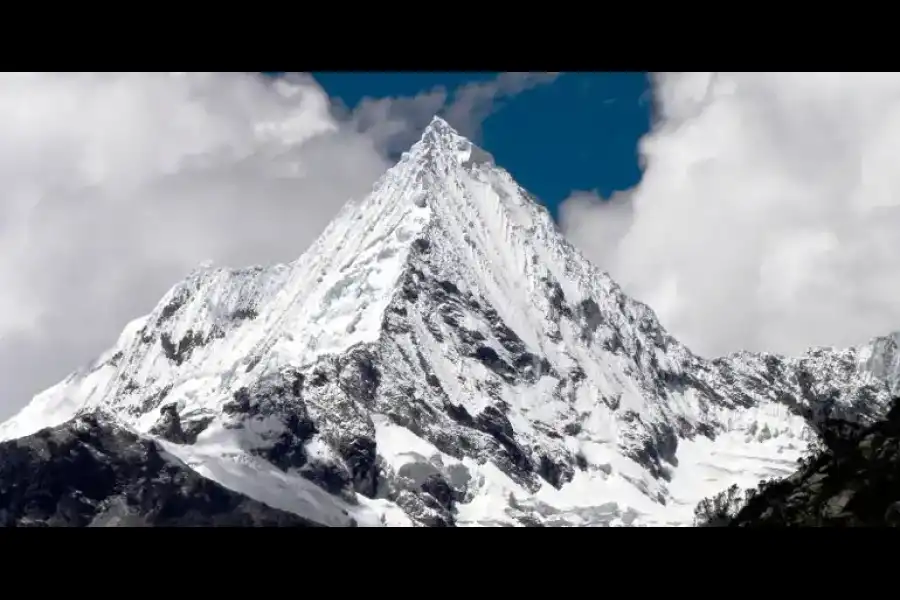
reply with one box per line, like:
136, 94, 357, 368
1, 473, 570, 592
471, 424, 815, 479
560, 72, 900, 358
0, 71, 558, 420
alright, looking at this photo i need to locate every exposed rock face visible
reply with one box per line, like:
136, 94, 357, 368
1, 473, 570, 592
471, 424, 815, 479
0, 414, 323, 527
726, 399, 900, 527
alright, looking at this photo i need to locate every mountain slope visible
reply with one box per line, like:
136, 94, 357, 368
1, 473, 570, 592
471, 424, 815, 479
0, 412, 322, 527
1, 117, 897, 527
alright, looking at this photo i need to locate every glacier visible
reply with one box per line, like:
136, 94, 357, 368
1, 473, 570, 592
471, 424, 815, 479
2, 116, 900, 527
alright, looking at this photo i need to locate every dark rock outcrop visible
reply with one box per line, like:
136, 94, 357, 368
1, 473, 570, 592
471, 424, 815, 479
718, 398, 900, 527
0, 414, 323, 527
148, 404, 211, 445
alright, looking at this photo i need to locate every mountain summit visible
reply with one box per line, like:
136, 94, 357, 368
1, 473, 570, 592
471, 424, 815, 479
2, 119, 899, 526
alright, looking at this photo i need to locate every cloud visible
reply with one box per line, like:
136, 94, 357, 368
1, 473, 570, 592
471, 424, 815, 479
559, 189, 634, 267
342, 86, 449, 156
348, 72, 560, 155
0, 71, 559, 421
560, 72, 900, 358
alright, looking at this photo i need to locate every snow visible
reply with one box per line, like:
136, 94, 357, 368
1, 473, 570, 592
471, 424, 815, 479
1, 116, 897, 527
372, 414, 531, 526
662, 403, 810, 523
160, 421, 412, 527
160, 438, 408, 527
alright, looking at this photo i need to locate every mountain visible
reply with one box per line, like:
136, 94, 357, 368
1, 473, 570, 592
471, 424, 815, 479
1, 116, 899, 527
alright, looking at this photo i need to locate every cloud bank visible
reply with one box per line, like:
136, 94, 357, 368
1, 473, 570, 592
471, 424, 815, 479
561, 72, 900, 358
0, 71, 556, 420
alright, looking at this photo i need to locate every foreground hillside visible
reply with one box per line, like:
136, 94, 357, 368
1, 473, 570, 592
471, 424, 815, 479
0, 413, 322, 527
694, 398, 900, 527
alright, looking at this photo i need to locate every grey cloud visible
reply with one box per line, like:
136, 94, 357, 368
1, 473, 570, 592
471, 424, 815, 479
559, 189, 634, 267
348, 86, 449, 156
351, 72, 561, 155
442, 72, 561, 140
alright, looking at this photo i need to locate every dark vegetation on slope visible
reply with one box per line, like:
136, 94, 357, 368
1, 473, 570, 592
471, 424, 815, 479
694, 397, 900, 527
0, 413, 323, 527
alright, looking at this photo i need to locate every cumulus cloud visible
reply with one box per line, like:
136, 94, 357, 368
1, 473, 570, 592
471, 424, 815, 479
561, 72, 900, 358
0, 71, 557, 420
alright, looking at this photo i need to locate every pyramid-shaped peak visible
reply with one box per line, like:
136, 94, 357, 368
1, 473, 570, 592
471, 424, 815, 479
424, 114, 457, 136
418, 115, 466, 148
412, 115, 494, 168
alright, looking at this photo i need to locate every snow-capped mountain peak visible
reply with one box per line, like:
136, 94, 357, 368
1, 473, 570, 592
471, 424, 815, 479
1, 119, 897, 527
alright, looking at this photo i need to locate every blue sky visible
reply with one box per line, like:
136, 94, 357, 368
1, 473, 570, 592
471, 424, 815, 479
309, 72, 653, 218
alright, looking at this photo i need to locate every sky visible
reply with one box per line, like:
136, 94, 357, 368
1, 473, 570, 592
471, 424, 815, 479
4, 72, 900, 421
